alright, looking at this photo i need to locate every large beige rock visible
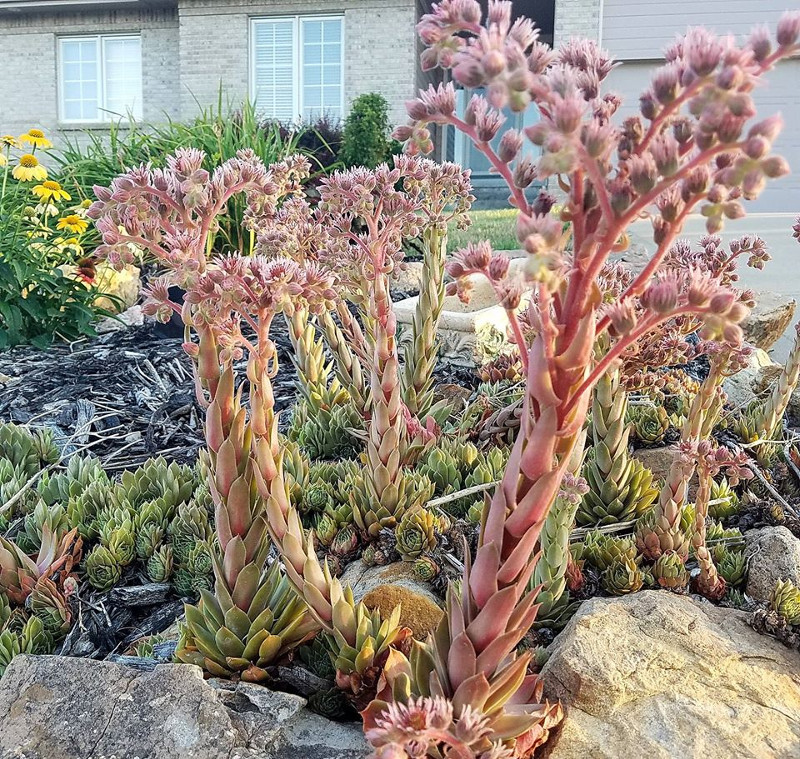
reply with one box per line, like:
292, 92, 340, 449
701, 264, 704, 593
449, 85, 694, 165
339, 560, 444, 638
541, 591, 800, 759
0, 655, 367, 759
742, 292, 796, 352
744, 526, 800, 601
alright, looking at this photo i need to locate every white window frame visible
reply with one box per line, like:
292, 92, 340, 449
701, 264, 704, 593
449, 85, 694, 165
58, 33, 143, 124
249, 15, 345, 122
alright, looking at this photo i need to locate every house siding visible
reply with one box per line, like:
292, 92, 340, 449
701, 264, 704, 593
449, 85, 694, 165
0, 0, 416, 146
601, 1, 800, 211
0, 7, 179, 141
602, 0, 795, 60
176, 0, 417, 127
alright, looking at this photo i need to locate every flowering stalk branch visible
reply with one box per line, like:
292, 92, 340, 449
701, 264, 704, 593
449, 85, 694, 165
392, 3, 800, 755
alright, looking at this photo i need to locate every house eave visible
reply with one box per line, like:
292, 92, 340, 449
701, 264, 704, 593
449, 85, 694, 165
0, 0, 175, 15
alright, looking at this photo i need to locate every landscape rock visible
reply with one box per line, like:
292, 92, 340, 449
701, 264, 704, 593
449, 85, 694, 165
339, 560, 444, 638
0, 655, 368, 759
96, 304, 145, 333
540, 591, 800, 759
631, 446, 674, 484
741, 292, 796, 351
721, 346, 777, 410
744, 526, 800, 601
0, 655, 238, 759
394, 260, 424, 291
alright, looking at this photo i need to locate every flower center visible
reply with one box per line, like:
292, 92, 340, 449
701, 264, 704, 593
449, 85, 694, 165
28, 129, 45, 138
20, 154, 39, 167
43, 180, 61, 190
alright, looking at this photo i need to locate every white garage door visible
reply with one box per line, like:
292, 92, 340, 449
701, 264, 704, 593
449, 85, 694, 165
605, 59, 800, 213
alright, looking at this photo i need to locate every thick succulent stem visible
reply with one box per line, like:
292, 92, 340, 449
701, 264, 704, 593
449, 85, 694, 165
358, 272, 407, 536
319, 309, 368, 415
692, 467, 726, 599
285, 306, 342, 410
402, 224, 447, 419
754, 323, 800, 439
177, 320, 317, 681
532, 430, 586, 617
579, 364, 656, 525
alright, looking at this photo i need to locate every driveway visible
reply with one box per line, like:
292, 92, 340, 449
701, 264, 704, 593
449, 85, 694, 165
626, 213, 799, 362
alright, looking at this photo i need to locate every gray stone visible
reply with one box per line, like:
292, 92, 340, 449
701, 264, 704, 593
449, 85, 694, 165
721, 346, 777, 410
744, 526, 800, 601
393, 261, 424, 291
0, 656, 238, 759
741, 292, 796, 351
540, 591, 800, 759
0, 655, 369, 759
96, 304, 145, 333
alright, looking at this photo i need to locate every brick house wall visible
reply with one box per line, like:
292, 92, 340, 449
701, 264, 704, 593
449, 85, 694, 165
0, 6, 179, 141
178, 0, 417, 127
0, 0, 417, 145
553, 0, 602, 44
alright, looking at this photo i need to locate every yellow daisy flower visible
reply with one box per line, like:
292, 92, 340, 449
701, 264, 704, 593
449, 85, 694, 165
12, 154, 48, 182
0, 153, 6, 168
19, 129, 52, 149
32, 179, 71, 203
56, 214, 89, 234
0, 135, 17, 148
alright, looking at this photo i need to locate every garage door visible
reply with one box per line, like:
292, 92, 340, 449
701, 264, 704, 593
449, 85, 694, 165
601, 0, 800, 213
606, 59, 800, 213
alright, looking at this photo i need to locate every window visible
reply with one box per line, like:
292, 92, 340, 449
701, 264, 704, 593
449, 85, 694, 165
251, 16, 343, 122
59, 35, 142, 123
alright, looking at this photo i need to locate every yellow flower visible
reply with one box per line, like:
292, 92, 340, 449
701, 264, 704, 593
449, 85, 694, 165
0, 135, 17, 148
19, 129, 52, 149
0, 153, 6, 168
32, 180, 71, 203
12, 154, 47, 182
56, 214, 89, 234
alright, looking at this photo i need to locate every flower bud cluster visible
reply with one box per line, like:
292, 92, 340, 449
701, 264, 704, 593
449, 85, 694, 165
89, 148, 286, 278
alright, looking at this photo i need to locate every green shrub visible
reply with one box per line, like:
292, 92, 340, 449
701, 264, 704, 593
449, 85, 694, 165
339, 93, 400, 169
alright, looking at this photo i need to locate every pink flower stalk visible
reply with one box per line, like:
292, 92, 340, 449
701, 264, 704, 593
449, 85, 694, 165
390, 2, 800, 753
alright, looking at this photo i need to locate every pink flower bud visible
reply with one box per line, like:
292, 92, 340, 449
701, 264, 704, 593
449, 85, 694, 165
744, 135, 770, 159
723, 322, 744, 345
453, 60, 485, 88
513, 156, 537, 188
482, 49, 507, 77
761, 155, 790, 178
652, 64, 680, 104
715, 66, 742, 90
446, 259, 465, 278
630, 154, 658, 194
488, 253, 511, 281
643, 279, 679, 314
498, 129, 523, 162
748, 26, 772, 61
709, 290, 735, 313
406, 99, 429, 121
639, 92, 658, 121
776, 12, 800, 47
741, 170, 766, 199
393, 125, 413, 141
726, 301, 750, 323
553, 96, 584, 134
723, 201, 746, 219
